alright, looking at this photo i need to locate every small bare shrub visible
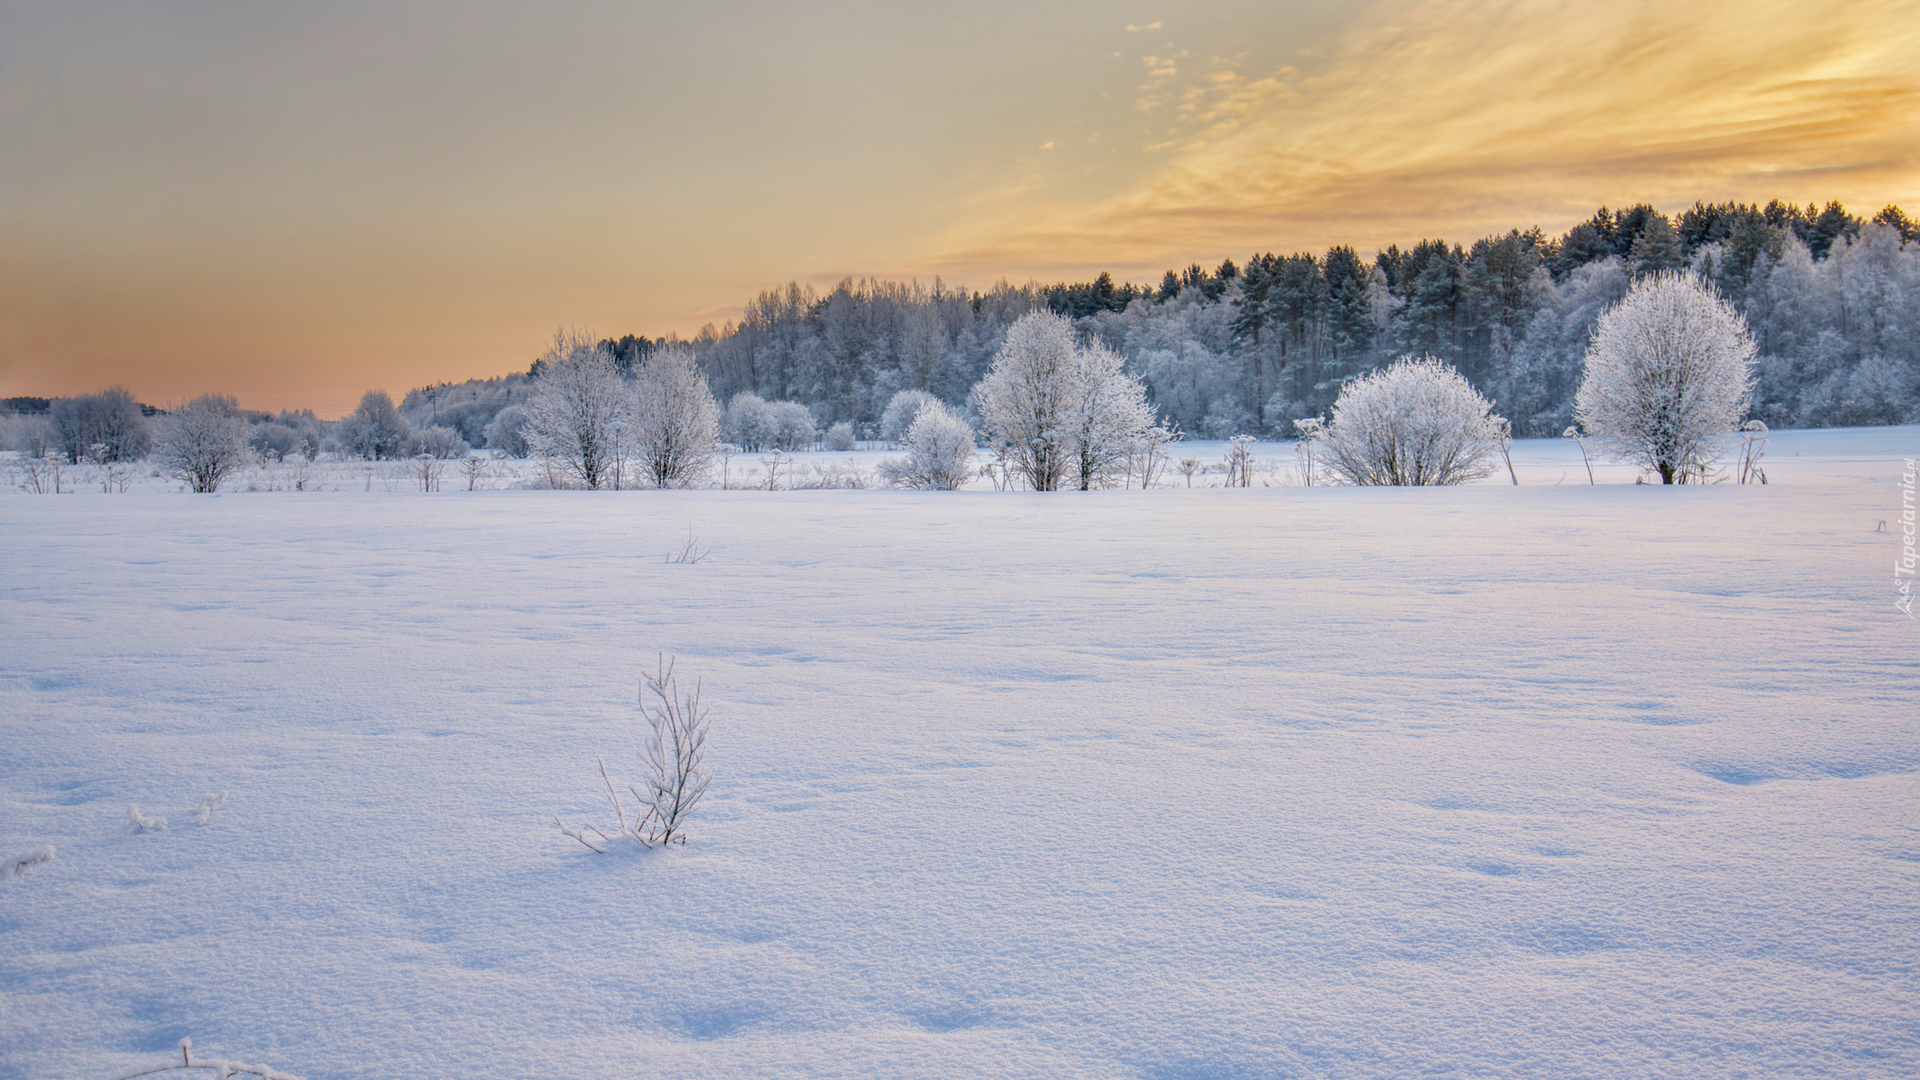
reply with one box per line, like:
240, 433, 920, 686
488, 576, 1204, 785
19, 451, 63, 494
557, 657, 713, 851
666, 527, 708, 564
1563, 425, 1595, 484
462, 453, 491, 491
1738, 420, 1770, 484
413, 453, 445, 493
1293, 418, 1324, 486
760, 449, 791, 490
1223, 435, 1255, 487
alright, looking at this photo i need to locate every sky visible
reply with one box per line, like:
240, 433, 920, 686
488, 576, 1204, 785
2, 0, 1916, 416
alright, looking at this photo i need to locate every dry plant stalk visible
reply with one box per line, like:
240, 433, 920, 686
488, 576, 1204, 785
556, 655, 713, 851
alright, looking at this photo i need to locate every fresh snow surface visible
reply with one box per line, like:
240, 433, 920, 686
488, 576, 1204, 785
3, 427, 1917, 1079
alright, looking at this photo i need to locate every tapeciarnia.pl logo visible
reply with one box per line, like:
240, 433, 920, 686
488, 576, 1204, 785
1898, 457, 1916, 619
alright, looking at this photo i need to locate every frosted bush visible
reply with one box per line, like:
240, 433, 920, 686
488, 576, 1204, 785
880, 389, 940, 444
334, 390, 413, 460
1320, 357, 1505, 486
877, 400, 976, 490
764, 401, 818, 451
722, 395, 811, 452
156, 394, 252, 493
7, 414, 58, 458
721, 393, 772, 450
482, 404, 531, 457
248, 422, 301, 462
825, 421, 857, 451
51, 386, 151, 463
411, 425, 469, 459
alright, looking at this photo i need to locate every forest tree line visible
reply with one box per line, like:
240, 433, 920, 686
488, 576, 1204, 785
11, 198, 1917, 456
540, 197, 1915, 442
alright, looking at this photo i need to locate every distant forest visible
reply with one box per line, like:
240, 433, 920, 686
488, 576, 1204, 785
405, 197, 1906, 442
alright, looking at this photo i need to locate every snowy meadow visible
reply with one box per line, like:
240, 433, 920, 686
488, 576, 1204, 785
3, 428, 1917, 1079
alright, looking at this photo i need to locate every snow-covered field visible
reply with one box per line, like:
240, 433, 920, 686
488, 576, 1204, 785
3, 427, 1917, 1079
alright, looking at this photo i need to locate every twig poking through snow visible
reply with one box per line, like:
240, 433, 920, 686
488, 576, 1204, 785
128, 804, 166, 831
110, 1036, 305, 1080
6, 845, 54, 880
553, 815, 607, 854
192, 792, 227, 827
557, 655, 713, 851
665, 525, 708, 564
638, 655, 711, 847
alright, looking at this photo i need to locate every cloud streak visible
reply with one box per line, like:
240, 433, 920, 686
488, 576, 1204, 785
936, 0, 1920, 276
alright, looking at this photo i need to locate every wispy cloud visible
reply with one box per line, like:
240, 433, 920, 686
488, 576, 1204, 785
937, 0, 1920, 276
1125, 22, 1163, 33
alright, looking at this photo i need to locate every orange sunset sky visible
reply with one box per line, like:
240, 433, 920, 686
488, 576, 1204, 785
3, 0, 1916, 417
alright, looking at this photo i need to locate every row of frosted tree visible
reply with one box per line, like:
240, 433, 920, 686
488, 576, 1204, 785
648, 199, 1913, 440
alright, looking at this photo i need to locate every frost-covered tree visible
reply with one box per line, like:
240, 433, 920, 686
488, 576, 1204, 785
7, 414, 58, 458
879, 389, 940, 444
973, 311, 1158, 491
50, 386, 151, 463
973, 312, 1078, 490
632, 344, 720, 488
764, 400, 818, 450
157, 393, 252, 493
1066, 338, 1157, 490
878, 400, 976, 489
411, 424, 469, 459
721, 394, 815, 451
248, 422, 301, 461
524, 330, 632, 489
720, 393, 771, 450
482, 404, 530, 456
1320, 356, 1505, 485
334, 386, 412, 457
336, 390, 413, 460
1575, 271, 1756, 483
